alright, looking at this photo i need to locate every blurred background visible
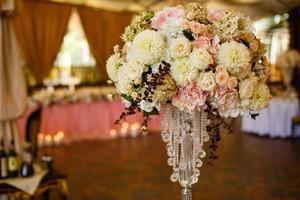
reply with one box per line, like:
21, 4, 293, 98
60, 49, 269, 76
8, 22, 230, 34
0, 0, 300, 199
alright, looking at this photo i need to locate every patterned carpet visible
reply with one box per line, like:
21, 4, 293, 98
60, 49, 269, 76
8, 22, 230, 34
49, 129, 300, 200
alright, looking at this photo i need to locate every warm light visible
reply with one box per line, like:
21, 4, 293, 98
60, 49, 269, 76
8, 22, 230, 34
57, 131, 64, 139
122, 122, 129, 129
110, 129, 117, 139
130, 122, 141, 138
45, 134, 53, 146
37, 133, 45, 147
120, 122, 129, 138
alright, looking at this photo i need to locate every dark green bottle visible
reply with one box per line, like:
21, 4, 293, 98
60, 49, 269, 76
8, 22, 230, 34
7, 140, 18, 178
0, 140, 8, 179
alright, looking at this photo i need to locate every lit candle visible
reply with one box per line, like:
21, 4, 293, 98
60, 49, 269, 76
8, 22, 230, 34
109, 129, 117, 139
130, 122, 140, 138
37, 133, 44, 147
45, 134, 53, 146
120, 122, 129, 138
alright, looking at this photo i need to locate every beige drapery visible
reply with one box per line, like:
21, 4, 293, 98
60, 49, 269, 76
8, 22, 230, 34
13, 0, 72, 84
78, 7, 133, 80
0, 0, 27, 152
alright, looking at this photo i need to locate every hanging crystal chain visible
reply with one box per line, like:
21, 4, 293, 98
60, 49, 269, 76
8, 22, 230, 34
161, 105, 209, 199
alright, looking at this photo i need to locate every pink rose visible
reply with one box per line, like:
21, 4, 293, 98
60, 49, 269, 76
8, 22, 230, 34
207, 9, 226, 22
227, 77, 238, 90
216, 71, 229, 86
189, 22, 207, 35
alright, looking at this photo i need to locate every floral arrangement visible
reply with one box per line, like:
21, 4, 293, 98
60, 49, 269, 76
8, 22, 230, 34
30, 87, 116, 105
106, 2, 271, 132
277, 49, 300, 69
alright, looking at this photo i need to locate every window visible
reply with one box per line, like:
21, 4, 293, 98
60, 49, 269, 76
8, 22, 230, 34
47, 9, 100, 85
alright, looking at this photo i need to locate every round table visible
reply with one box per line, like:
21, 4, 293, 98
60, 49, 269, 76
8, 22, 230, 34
242, 97, 300, 138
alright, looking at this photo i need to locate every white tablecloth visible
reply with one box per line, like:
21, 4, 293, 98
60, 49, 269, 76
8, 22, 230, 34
242, 97, 300, 138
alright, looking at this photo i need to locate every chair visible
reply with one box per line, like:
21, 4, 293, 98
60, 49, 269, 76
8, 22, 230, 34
25, 106, 42, 158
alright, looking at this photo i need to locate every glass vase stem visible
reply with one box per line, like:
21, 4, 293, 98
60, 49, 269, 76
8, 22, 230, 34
182, 186, 192, 200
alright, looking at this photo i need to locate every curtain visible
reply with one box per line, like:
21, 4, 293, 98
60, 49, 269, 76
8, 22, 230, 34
78, 7, 133, 80
289, 6, 300, 94
289, 6, 300, 51
13, 0, 72, 84
0, 0, 27, 152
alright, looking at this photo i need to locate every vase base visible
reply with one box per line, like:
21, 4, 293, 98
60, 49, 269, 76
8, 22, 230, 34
182, 187, 192, 200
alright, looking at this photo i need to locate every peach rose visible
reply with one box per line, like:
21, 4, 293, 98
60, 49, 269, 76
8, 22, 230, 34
227, 77, 238, 90
189, 22, 207, 35
182, 20, 190, 29
216, 65, 226, 73
216, 71, 229, 86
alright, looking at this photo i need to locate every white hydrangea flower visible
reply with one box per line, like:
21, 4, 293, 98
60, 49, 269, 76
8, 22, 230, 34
197, 71, 217, 91
139, 100, 160, 112
217, 40, 250, 74
115, 66, 132, 94
170, 58, 198, 86
123, 60, 144, 82
128, 30, 165, 65
106, 54, 120, 82
169, 37, 191, 58
189, 48, 213, 71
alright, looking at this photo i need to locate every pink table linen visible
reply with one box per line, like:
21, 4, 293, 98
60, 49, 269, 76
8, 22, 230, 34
18, 99, 162, 143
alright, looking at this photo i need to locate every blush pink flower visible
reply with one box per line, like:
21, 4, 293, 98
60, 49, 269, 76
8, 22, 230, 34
207, 9, 226, 22
213, 87, 239, 114
193, 35, 220, 58
193, 35, 211, 49
172, 82, 208, 112
151, 7, 184, 30
189, 22, 207, 35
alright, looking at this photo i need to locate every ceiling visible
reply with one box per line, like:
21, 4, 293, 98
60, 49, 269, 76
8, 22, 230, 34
51, 0, 300, 19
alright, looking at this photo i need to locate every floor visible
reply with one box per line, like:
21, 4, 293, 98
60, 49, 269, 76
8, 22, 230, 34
48, 129, 300, 200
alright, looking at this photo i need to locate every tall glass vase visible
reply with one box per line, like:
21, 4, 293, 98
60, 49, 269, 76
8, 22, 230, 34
161, 105, 209, 200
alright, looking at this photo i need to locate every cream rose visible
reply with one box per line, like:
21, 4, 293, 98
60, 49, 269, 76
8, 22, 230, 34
170, 37, 191, 58
227, 77, 238, 90
189, 48, 213, 71
197, 71, 217, 91
216, 71, 229, 86
239, 78, 258, 98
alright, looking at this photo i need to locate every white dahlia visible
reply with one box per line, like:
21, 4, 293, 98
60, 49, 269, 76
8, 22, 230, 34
128, 30, 165, 65
249, 83, 271, 111
170, 58, 198, 86
106, 54, 120, 82
189, 48, 213, 71
197, 71, 216, 91
217, 41, 250, 74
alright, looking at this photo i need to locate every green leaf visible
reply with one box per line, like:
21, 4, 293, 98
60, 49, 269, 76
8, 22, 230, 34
143, 107, 160, 116
121, 94, 133, 102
